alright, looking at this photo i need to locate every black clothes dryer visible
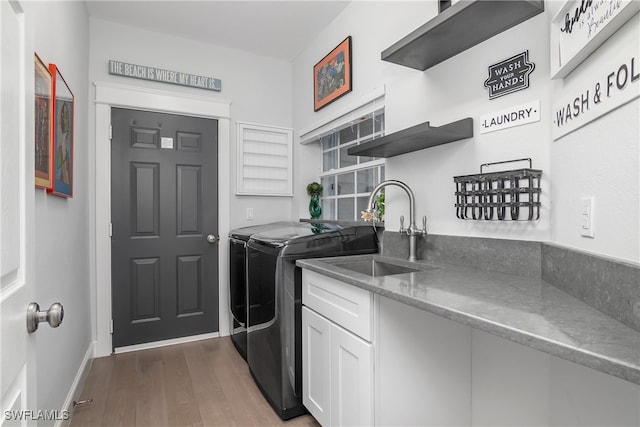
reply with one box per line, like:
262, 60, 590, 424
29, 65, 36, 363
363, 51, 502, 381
246, 223, 378, 420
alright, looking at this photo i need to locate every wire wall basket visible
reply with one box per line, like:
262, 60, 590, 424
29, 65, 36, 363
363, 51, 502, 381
454, 158, 542, 221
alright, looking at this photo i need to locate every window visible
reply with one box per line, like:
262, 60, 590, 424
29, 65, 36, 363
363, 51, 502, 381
317, 109, 385, 221
236, 122, 293, 196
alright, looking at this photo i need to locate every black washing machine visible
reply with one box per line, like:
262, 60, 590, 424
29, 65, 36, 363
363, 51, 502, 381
246, 223, 378, 419
228, 222, 297, 360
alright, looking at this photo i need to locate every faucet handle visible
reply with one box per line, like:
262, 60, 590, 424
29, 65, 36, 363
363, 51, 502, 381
399, 215, 405, 233
422, 216, 427, 233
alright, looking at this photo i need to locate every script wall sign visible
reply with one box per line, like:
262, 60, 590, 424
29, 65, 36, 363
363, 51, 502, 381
484, 51, 535, 100
550, 0, 640, 79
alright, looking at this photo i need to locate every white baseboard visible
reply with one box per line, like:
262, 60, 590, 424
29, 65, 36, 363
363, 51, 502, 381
114, 332, 220, 354
57, 341, 95, 427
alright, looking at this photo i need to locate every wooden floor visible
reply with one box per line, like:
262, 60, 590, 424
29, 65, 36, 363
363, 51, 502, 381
70, 337, 320, 427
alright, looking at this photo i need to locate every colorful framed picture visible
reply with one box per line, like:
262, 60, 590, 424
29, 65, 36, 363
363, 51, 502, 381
34, 53, 53, 189
313, 36, 352, 111
48, 64, 74, 197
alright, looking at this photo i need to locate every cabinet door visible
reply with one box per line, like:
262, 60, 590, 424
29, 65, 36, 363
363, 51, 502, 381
302, 307, 331, 426
330, 323, 373, 427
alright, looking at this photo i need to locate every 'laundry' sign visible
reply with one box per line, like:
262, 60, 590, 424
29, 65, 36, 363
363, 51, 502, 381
484, 51, 535, 99
108, 60, 221, 92
480, 100, 541, 134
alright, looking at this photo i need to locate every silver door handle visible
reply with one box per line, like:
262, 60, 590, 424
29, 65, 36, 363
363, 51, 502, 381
206, 234, 218, 244
27, 302, 64, 333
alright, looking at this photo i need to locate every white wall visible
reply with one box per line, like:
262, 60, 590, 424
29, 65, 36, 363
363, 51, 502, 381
88, 19, 295, 344
383, 9, 551, 243
22, 0, 92, 420
292, 1, 437, 219
292, 1, 640, 263
88, 18, 295, 230
548, 8, 640, 262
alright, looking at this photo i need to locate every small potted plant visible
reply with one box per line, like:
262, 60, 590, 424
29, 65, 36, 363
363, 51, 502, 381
306, 182, 323, 219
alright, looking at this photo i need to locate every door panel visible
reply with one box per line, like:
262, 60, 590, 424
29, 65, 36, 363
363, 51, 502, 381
131, 162, 159, 236
176, 255, 203, 316
130, 257, 161, 322
1, 0, 34, 419
302, 307, 331, 427
130, 127, 159, 149
111, 108, 218, 348
176, 165, 202, 235
330, 324, 373, 427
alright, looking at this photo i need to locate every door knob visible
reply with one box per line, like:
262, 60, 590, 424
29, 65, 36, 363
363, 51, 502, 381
206, 234, 218, 244
26, 302, 64, 333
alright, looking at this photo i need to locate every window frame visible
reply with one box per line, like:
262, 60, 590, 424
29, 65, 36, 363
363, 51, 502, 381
317, 108, 386, 221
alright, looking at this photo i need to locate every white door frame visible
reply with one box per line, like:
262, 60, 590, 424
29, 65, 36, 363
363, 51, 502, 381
92, 81, 231, 357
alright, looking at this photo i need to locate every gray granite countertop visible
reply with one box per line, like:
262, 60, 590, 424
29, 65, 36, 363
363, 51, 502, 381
296, 254, 640, 385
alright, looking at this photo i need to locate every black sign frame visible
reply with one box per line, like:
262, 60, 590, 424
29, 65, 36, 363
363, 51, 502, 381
484, 51, 535, 100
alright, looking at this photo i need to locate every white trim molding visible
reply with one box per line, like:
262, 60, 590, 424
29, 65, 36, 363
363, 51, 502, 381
114, 332, 220, 354
299, 86, 385, 144
92, 81, 231, 357
57, 342, 94, 427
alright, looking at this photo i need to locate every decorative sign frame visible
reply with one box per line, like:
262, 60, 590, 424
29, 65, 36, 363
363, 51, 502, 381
484, 51, 535, 100
551, 18, 639, 141
313, 36, 352, 111
550, 0, 640, 79
108, 60, 221, 91
48, 64, 74, 198
480, 100, 541, 134
34, 53, 53, 189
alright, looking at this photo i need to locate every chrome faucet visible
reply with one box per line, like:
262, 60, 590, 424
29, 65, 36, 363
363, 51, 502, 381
364, 180, 426, 261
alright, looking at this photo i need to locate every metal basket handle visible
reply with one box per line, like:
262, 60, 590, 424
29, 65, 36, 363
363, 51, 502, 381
480, 158, 532, 173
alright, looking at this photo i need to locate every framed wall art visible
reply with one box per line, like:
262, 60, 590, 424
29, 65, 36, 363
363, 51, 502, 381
48, 63, 74, 197
34, 53, 53, 189
313, 36, 352, 111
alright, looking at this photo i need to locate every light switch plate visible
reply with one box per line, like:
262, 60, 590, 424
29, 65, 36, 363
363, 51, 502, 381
246, 207, 254, 220
580, 197, 595, 238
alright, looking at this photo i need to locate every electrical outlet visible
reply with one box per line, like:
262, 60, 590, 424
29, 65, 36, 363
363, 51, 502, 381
246, 208, 254, 220
580, 197, 594, 238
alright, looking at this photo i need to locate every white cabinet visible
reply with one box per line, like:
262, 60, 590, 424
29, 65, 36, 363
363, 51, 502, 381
329, 318, 373, 427
376, 296, 639, 426
302, 307, 331, 426
375, 295, 472, 426
471, 329, 640, 426
302, 270, 373, 427
302, 269, 640, 426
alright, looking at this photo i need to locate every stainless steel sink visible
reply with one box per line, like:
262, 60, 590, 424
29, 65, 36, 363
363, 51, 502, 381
333, 259, 422, 277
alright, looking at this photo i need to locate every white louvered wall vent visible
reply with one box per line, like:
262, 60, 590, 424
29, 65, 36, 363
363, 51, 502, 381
236, 122, 293, 196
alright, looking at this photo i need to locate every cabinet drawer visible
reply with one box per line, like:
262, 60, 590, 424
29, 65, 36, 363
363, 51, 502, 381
302, 269, 372, 341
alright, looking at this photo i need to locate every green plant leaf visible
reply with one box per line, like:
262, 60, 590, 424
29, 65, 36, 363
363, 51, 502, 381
306, 181, 323, 195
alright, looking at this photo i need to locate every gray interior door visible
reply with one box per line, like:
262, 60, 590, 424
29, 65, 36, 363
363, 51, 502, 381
111, 108, 218, 348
